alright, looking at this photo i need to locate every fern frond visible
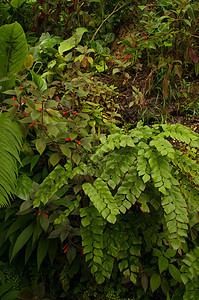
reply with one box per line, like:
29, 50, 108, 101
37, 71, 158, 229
33, 165, 67, 207
162, 184, 188, 250
160, 123, 199, 146
104, 214, 141, 284
181, 246, 199, 299
83, 179, 120, 224
81, 205, 107, 284
0, 113, 22, 207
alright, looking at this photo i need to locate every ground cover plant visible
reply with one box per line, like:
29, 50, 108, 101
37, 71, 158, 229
0, 0, 199, 299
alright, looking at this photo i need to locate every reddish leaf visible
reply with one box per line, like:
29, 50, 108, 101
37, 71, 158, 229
189, 42, 199, 63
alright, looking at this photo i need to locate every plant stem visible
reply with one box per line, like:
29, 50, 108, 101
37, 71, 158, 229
90, 1, 126, 43
4, 0, 32, 24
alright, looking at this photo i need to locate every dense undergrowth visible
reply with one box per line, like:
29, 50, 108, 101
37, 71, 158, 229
0, 0, 199, 299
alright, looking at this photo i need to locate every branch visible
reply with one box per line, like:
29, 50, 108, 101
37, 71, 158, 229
90, 1, 127, 43
4, 0, 32, 24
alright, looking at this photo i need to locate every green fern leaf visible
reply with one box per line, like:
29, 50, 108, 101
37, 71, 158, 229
0, 113, 22, 207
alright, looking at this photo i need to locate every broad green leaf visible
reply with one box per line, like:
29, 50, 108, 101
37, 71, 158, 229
18, 200, 33, 213
95, 272, 105, 284
161, 278, 169, 296
1, 289, 18, 300
48, 239, 58, 265
39, 213, 49, 232
72, 152, 80, 165
49, 153, 60, 166
168, 264, 182, 282
46, 124, 59, 137
11, 223, 35, 261
30, 155, 40, 172
165, 248, 177, 258
26, 97, 36, 109
69, 132, 78, 140
183, 19, 191, 26
60, 144, 71, 158
11, 0, 26, 8
6, 215, 31, 239
0, 22, 28, 90
45, 100, 58, 109
0, 282, 14, 297
150, 273, 161, 293
67, 246, 76, 264
158, 256, 169, 273
30, 70, 47, 92
25, 238, 35, 265
36, 138, 46, 155
80, 137, 92, 150
31, 110, 41, 121
141, 273, 148, 292
15, 175, 32, 200
37, 235, 49, 270
59, 27, 88, 54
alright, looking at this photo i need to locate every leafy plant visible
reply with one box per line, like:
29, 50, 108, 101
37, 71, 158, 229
30, 120, 199, 297
0, 113, 23, 207
0, 22, 28, 92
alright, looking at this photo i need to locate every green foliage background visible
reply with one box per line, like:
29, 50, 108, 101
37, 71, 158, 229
0, 0, 199, 299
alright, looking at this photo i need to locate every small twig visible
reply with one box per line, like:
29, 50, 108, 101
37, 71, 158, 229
4, 0, 32, 24
90, 1, 127, 43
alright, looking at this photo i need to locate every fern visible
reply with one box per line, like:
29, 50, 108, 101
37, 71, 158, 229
181, 246, 199, 300
33, 122, 199, 285
33, 165, 68, 207
0, 113, 22, 207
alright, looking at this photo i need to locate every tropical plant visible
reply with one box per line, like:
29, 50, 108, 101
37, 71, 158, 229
0, 22, 28, 93
0, 113, 23, 207
30, 121, 199, 298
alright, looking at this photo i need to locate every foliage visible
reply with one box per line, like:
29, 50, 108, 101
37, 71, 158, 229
1, 0, 199, 298
0, 113, 23, 207
0, 22, 28, 92
120, 0, 199, 102
15, 120, 198, 298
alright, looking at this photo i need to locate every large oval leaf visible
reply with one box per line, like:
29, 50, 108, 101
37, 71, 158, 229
30, 70, 47, 92
58, 27, 88, 54
11, 0, 26, 8
0, 22, 28, 90
37, 235, 49, 270
15, 175, 32, 200
150, 273, 161, 293
11, 223, 35, 261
